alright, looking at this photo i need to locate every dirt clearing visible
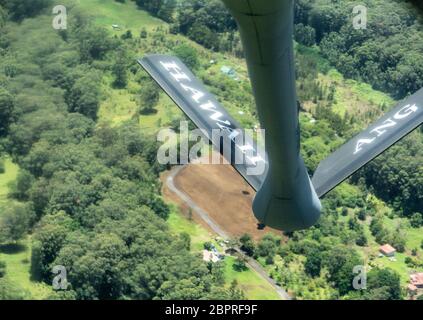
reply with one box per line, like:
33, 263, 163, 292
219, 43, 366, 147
162, 162, 281, 241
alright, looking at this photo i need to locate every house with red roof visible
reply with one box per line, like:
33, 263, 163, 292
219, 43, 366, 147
408, 273, 423, 299
379, 244, 396, 257
410, 273, 423, 289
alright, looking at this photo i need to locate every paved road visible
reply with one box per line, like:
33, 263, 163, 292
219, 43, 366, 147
166, 165, 291, 300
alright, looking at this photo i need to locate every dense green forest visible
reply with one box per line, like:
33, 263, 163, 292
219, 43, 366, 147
0, 0, 421, 300
137, 0, 423, 100
0, 0, 244, 300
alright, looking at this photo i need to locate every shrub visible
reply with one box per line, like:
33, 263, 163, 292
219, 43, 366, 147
0, 261, 6, 278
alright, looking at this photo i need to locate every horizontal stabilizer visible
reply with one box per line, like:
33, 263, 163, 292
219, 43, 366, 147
138, 55, 267, 191
312, 88, 423, 197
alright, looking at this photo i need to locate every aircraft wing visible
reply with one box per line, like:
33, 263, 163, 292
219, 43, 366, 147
138, 54, 267, 191
312, 88, 423, 197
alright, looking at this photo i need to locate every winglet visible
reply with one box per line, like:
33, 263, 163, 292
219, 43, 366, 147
312, 88, 423, 197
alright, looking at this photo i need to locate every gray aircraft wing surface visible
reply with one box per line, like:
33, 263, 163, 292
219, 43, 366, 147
312, 88, 423, 197
138, 55, 267, 191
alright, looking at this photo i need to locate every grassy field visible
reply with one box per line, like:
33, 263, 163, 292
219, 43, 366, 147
97, 75, 182, 130
296, 45, 395, 125
0, 238, 53, 299
333, 73, 394, 119
77, 0, 173, 129
373, 253, 412, 285
76, 0, 165, 33
0, 158, 18, 207
167, 205, 215, 252
316, 67, 394, 121
382, 216, 423, 250
405, 228, 423, 251
224, 256, 281, 300
82, 0, 184, 131
0, 159, 53, 299
97, 79, 139, 126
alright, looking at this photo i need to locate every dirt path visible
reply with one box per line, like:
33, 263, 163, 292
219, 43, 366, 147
165, 165, 291, 300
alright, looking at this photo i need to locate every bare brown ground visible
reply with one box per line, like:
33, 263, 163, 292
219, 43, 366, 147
161, 162, 281, 241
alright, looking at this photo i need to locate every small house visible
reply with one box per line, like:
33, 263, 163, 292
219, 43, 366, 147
202, 250, 221, 263
410, 273, 423, 289
379, 244, 396, 257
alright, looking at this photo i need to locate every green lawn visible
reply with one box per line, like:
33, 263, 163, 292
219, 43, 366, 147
373, 253, 412, 285
224, 256, 281, 300
167, 205, 215, 252
405, 227, 423, 251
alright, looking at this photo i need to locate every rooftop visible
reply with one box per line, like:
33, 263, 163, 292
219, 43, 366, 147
410, 273, 423, 286
408, 284, 418, 291
202, 250, 221, 263
379, 244, 396, 255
